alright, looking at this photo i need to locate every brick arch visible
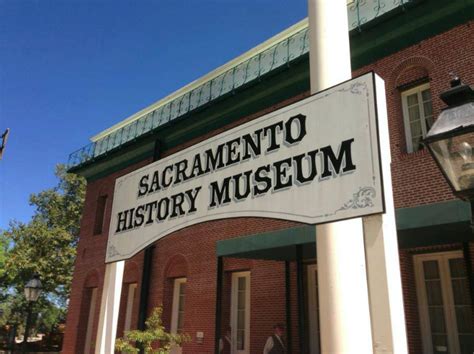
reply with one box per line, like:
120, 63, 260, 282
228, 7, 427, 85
76, 269, 101, 353
161, 254, 189, 330
388, 56, 435, 89
164, 254, 188, 279
83, 268, 100, 288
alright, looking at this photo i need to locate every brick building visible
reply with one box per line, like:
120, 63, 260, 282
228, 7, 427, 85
63, 1, 474, 353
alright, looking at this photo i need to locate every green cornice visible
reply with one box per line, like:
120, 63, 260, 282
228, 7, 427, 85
74, 0, 474, 182
350, 0, 474, 69
77, 58, 310, 181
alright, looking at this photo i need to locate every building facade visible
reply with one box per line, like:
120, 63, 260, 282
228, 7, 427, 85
63, 1, 474, 353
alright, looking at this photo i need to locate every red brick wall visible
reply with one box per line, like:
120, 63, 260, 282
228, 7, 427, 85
63, 22, 474, 354
353, 20, 474, 209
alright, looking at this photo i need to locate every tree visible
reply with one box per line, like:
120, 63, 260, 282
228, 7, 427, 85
0, 164, 85, 333
115, 307, 190, 354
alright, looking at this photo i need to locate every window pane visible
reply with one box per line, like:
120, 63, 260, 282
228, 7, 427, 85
177, 312, 184, 331
426, 280, 444, 305
237, 330, 245, 350
429, 307, 447, 333
410, 121, 422, 138
421, 89, 431, 101
451, 279, 470, 305
179, 294, 185, 310
237, 309, 245, 329
238, 291, 246, 309
238, 276, 246, 290
449, 258, 466, 277
180, 283, 186, 295
423, 101, 433, 118
407, 93, 419, 106
423, 260, 440, 279
403, 85, 434, 152
425, 114, 434, 131
408, 106, 421, 122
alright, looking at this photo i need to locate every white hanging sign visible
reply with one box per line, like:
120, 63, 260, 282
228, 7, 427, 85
106, 72, 386, 263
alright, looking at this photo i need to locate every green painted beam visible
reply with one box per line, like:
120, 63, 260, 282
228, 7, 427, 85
216, 200, 473, 259
395, 199, 471, 230
216, 225, 315, 257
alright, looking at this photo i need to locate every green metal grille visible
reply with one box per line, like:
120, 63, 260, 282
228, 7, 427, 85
68, 0, 412, 168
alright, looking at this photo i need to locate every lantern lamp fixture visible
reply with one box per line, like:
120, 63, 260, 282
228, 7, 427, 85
24, 274, 42, 303
424, 76, 474, 201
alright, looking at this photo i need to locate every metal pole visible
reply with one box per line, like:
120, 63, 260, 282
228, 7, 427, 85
214, 256, 223, 354
295, 246, 306, 354
137, 246, 155, 331
308, 0, 373, 352
284, 261, 292, 354
21, 302, 33, 353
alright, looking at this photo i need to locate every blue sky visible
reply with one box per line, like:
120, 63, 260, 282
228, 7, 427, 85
0, 0, 307, 229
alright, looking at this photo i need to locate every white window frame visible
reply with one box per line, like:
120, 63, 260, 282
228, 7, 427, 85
401, 82, 433, 153
170, 278, 186, 354
171, 277, 187, 335
231, 271, 251, 354
414, 250, 470, 354
84, 287, 98, 354
123, 283, 137, 333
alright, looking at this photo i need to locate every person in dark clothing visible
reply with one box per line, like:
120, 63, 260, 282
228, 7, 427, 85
263, 323, 286, 354
219, 327, 232, 354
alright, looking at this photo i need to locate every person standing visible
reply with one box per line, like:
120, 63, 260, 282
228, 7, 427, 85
263, 323, 286, 354
219, 327, 232, 354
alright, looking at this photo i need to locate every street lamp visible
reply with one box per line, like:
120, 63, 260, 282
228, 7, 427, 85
424, 77, 474, 203
22, 275, 42, 353
424, 77, 474, 312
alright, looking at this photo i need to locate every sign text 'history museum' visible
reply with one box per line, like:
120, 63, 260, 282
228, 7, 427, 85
106, 73, 386, 262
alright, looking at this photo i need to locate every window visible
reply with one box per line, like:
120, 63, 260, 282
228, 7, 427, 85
93, 195, 107, 235
401, 83, 434, 153
414, 251, 473, 354
170, 278, 186, 354
123, 283, 137, 333
231, 272, 250, 354
83, 287, 98, 354
171, 278, 186, 334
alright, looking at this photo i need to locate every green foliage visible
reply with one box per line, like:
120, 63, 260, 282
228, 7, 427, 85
0, 164, 85, 332
115, 307, 190, 354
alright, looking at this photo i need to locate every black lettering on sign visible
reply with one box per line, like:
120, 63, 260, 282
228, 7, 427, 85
320, 138, 356, 179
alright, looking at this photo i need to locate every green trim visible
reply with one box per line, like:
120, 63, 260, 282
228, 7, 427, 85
77, 58, 309, 181
215, 201, 472, 259
216, 225, 315, 258
72, 0, 474, 181
82, 142, 154, 181
395, 199, 471, 230
350, 0, 474, 69
398, 222, 472, 248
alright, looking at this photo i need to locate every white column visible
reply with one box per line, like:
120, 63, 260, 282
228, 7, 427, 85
95, 260, 125, 354
308, 0, 373, 353
363, 77, 408, 353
